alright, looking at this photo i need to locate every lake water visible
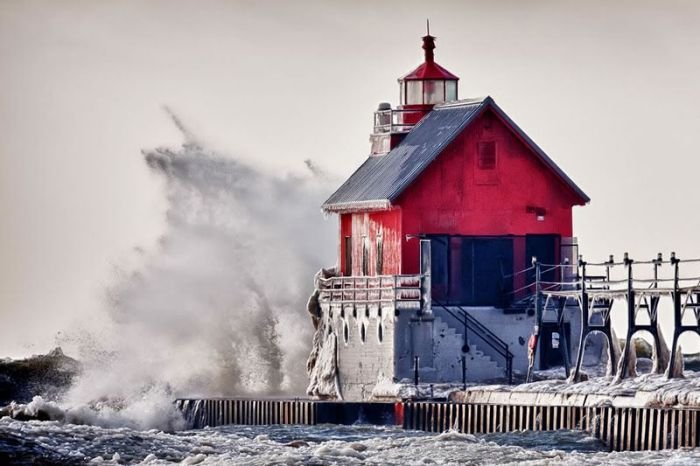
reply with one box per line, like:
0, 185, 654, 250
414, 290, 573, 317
2, 418, 699, 465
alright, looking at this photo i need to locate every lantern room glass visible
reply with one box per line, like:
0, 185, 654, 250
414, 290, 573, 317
406, 81, 423, 105
424, 80, 444, 104
445, 80, 457, 101
401, 79, 459, 105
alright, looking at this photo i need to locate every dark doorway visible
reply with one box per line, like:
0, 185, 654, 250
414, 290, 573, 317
539, 322, 571, 369
344, 236, 352, 276
472, 238, 513, 305
429, 235, 513, 306
429, 236, 449, 301
525, 235, 560, 284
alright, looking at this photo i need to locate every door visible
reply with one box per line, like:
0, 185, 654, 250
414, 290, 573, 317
539, 322, 571, 369
428, 236, 513, 306
428, 236, 449, 302
525, 234, 560, 285
472, 238, 513, 306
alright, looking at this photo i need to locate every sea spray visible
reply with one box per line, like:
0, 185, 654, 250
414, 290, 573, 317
51, 109, 336, 428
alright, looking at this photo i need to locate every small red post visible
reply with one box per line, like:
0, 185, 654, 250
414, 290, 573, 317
394, 402, 405, 426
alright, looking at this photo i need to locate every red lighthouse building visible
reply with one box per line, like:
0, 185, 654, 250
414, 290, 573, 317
324, 33, 588, 306
309, 31, 590, 401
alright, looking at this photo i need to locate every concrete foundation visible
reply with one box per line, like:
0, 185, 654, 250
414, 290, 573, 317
323, 300, 595, 401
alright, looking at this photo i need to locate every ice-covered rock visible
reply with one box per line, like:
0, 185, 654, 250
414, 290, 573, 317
0, 347, 81, 405
306, 267, 341, 399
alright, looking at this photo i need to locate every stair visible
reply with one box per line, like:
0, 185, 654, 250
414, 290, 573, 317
429, 316, 502, 382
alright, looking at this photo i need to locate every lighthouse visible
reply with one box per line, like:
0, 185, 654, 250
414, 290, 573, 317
308, 30, 594, 402
370, 29, 459, 155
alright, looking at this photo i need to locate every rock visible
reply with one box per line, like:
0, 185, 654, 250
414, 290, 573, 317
618, 337, 653, 359
634, 339, 653, 359
0, 347, 81, 405
349, 443, 367, 452
285, 440, 309, 448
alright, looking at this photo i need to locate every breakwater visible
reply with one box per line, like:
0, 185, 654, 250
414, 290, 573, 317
175, 398, 396, 430
175, 396, 699, 452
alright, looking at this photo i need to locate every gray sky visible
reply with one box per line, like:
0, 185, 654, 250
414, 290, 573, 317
2, 0, 700, 356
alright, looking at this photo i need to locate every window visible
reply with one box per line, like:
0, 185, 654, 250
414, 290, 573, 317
360, 322, 366, 343
406, 81, 423, 105
423, 80, 445, 104
477, 141, 496, 170
445, 81, 458, 101
378, 323, 384, 343
362, 235, 369, 276
344, 236, 352, 276
376, 235, 384, 275
343, 321, 349, 344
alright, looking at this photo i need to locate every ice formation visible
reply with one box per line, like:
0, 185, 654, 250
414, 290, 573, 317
305, 268, 341, 399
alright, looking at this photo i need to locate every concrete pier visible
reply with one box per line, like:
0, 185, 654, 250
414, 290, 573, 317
175, 397, 699, 452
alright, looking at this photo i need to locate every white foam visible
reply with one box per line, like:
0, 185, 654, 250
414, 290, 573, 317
31, 111, 338, 430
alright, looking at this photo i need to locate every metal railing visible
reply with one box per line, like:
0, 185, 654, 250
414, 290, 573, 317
318, 274, 423, 307
373, 108, 425, 134
432, 299, 514, 384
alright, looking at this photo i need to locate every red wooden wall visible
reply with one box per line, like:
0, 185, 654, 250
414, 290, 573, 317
340, 209, 402, 276
338, 108, 582, 277
399, 109, 579, 274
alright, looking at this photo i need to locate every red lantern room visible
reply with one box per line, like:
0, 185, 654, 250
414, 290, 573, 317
370, 26, 460, 155
398, 32, 459, 120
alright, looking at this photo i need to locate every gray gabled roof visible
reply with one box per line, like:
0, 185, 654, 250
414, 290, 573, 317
322, 96, 589, 213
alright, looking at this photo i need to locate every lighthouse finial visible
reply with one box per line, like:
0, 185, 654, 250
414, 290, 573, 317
422, 20, 435, 63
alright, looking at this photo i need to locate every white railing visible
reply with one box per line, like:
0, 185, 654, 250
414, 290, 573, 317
373, 109, 425, 134
319, 274, 423, 307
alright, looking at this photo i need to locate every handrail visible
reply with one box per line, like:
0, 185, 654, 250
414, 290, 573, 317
433, 302, 507, 357
373, 108, 424, 134
432, 299, 513, 384
318, 274, 423, 306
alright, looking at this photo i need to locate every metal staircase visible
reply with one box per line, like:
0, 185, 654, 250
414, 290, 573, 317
432, 299, 514, 383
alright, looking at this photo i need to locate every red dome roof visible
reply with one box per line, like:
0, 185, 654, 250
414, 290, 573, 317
400, 60, 459, 81
399, 34, 459, 82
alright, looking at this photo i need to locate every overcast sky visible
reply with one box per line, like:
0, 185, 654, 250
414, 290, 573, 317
2, 0, 700, 356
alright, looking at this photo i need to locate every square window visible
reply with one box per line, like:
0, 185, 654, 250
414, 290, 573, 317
478, 141, 496, 169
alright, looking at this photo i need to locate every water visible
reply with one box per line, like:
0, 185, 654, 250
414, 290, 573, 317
1, 419, 699, 465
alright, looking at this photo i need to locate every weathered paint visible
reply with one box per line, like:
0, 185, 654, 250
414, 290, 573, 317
337, 108, 580, 277
399, 109, 577, 274
340, 209, 402, 276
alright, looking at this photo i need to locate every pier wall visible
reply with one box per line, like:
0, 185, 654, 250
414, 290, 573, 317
175, 399, 397, 430
326, 302, 397, 400
175, 397, 699, 452
403, 401, 698, 451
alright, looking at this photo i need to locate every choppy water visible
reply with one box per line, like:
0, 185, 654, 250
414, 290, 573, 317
2, 419, 699, 465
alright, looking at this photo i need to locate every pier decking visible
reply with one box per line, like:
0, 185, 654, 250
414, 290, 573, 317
532, 253, 700, 381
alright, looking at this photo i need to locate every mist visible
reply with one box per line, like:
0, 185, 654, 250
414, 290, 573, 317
55, 111, 336, 420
